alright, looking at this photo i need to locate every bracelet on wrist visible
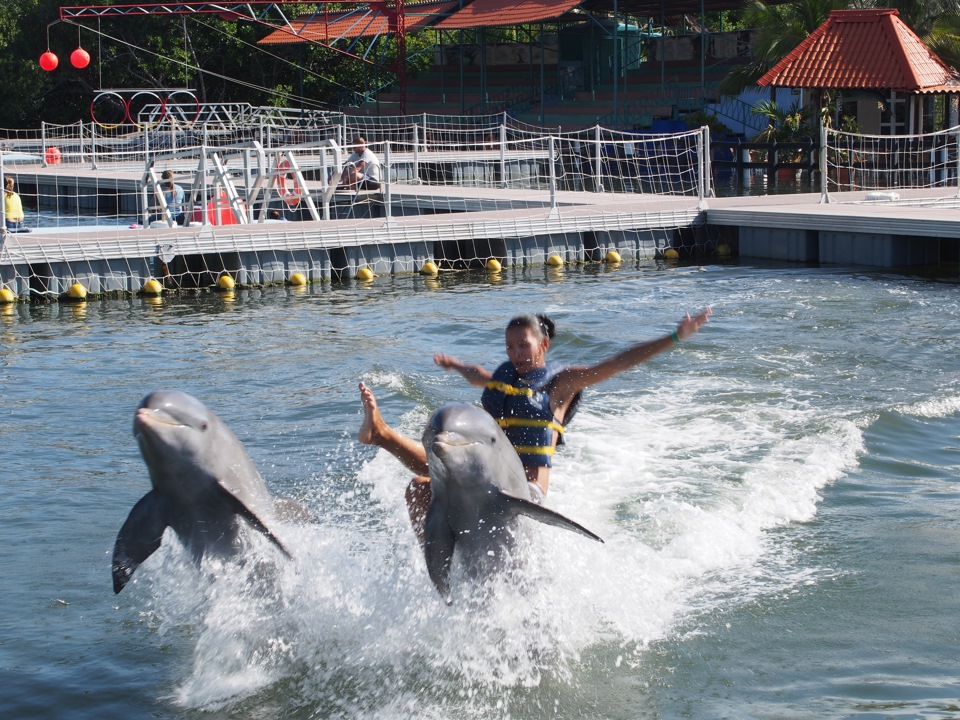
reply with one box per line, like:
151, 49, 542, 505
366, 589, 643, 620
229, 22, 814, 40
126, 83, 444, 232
671, 331, 681, 345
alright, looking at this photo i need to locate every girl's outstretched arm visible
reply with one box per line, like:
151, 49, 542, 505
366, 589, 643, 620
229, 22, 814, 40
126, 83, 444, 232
434, 353, 493, 387
552, 307, 712, 400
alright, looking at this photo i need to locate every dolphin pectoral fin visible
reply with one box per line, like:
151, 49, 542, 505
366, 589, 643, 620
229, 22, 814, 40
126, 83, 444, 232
113, 490, 169, 594
423, 503, 456, 602
505, 494, 604, 544
215, 485, 293, 560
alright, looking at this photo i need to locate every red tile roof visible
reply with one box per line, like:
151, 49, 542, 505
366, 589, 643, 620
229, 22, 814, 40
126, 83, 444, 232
435, 0, 584, 30
758, 9, 960, 93
259, 1, 457, 45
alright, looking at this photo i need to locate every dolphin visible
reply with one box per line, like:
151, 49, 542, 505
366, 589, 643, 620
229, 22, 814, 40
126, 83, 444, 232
112, 390, 300, 594
421, 402, 603, 600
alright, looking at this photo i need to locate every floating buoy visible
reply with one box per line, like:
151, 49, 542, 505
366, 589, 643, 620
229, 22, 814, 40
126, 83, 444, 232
217, 274, 236, 291
44, 146, 62, 165
717, 244, 731, 257
68, 282, 88, 300
663, 248, 680, 260
39, 51, 59, 72
547, 254, 564, 267
141, 278, 163, 296
605, 250, 621, 264
0, 287, 16, 303
70, 48, 90, 69
356, 267, 374, 282
485, 258, 502, 272
289, 272, 307, 286
420, 261, 439, 276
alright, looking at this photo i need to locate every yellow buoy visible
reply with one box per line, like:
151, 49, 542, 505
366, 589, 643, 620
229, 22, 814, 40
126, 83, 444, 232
663, 248, 680, 260
420, 261, 439, 276
217, 274, 236, 291
289, 272, 307, 286
141, 278, 163, 296
68, 282, 88, 300
717, 243, 732, 257
485, 258, 502, 272
356, 267, 375, 282
605, 250, 622, 265
0, 287, 15, 303
547, 254, 564, 267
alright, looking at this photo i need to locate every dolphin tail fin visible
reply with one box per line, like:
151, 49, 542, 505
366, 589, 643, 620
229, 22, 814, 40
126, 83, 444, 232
505, 494, 604, 544
113, 490, 169, 594
216, 485, 293, 560
423, 502, 456, 603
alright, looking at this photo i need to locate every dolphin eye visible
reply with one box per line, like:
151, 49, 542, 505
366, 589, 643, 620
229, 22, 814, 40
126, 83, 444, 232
200, 422, 209, 432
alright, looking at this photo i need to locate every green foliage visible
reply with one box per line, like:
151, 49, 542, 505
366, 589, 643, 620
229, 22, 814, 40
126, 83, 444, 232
684, 110, 733, 138
751, 99, 816, 142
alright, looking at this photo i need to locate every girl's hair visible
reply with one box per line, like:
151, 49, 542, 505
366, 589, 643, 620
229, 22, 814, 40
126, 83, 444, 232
4, 177, 12, 190
506, 313, 556, 342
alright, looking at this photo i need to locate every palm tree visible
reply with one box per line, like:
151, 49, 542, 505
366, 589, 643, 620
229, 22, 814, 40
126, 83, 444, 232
718, 0, 850, 99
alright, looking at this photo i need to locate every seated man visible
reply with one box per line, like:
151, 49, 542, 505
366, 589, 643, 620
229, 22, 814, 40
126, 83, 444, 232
148, 169, 186, 226
340, 136, 382, 191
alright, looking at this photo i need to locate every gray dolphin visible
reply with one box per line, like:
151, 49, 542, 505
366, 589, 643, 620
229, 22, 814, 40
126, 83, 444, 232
112, 390, 298, 594
422, 402, 603, 600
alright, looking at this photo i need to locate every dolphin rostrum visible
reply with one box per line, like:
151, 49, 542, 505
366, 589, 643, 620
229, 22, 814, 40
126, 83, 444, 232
421, 402, 603, 600
112, 390, 299, 593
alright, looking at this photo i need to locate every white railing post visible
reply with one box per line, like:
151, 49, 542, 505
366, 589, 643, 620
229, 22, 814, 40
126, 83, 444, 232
956, 128, 960, 198
499, 122, 507, 188
383, 141, 393, 226
413, 123, 420, 184
820, 122, 830, 203
41, 123, 48, 167
594, 124, 603, 192
548, 135, 558, 218
91, 122, 98, 170
699, 125, 711, 206
200, 126, 210, 225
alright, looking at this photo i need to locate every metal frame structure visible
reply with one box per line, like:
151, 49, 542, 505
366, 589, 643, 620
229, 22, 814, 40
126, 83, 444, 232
58, 1, 412, 111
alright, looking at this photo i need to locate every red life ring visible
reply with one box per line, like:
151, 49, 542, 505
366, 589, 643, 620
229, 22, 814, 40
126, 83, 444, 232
277, 158, 302, 207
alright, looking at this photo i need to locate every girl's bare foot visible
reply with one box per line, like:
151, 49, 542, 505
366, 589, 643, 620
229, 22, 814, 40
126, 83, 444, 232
358, 381, 385, 445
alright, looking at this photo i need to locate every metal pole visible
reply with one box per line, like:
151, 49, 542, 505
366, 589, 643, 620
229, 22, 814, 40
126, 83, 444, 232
820, 118, 829, 203
548, 135, 557, 215
383, 141, 393, 225
701, 125, 712, 203
413, 123, 420, 184
499, 122, 507, 188
594, 124, 603, 192
956, 127, 960, 198
613, 0, 619, 120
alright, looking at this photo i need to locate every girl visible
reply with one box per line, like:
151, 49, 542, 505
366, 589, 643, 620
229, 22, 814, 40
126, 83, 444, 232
359, 308, 711, 534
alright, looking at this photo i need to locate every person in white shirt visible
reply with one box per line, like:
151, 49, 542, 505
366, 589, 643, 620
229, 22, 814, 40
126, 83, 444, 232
341, 135, 382, 191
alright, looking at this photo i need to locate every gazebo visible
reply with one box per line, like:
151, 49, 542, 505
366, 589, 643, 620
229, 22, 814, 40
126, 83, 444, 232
756, 8, 960, 135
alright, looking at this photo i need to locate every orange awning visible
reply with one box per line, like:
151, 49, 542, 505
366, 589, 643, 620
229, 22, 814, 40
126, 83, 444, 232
259, 1, 458, 45
434, 0, 584, 30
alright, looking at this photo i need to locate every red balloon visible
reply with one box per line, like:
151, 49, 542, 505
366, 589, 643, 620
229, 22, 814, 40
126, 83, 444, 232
70, 48, 91, 69
39, 51, 59, 72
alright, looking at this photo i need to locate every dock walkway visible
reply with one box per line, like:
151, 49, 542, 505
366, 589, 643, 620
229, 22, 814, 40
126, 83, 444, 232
2, 151, 958, 299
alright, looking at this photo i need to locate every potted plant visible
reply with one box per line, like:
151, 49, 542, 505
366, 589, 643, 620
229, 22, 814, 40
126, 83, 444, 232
750, 100, 816, 179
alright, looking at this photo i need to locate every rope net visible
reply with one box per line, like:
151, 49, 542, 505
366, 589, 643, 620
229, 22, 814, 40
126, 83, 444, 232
0, 110, 713, 300
824, 124, 960, 202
